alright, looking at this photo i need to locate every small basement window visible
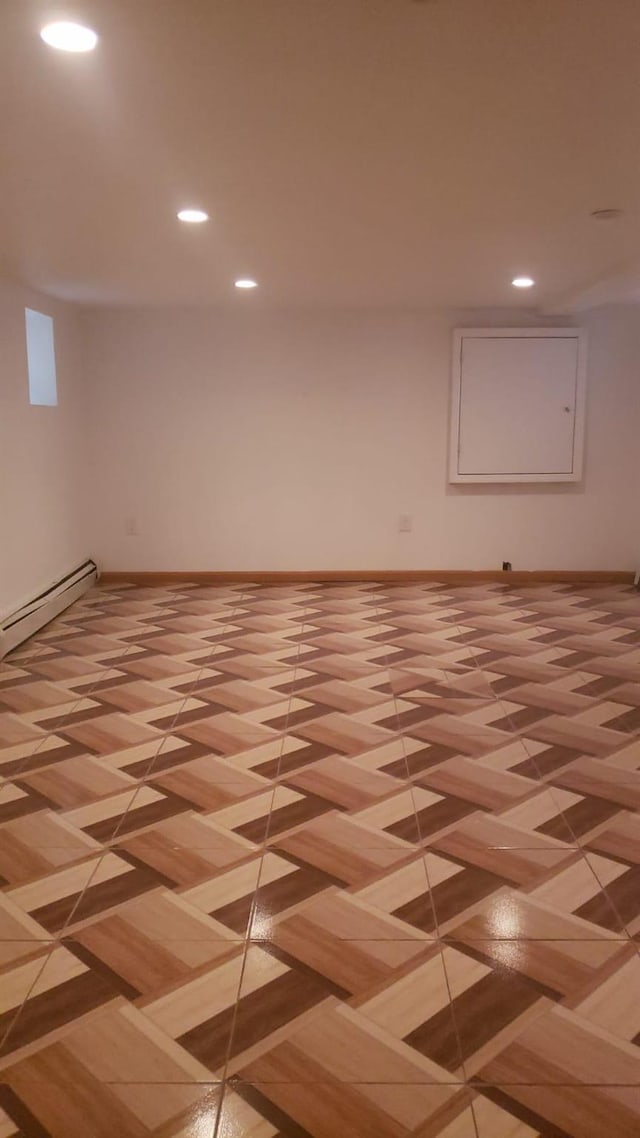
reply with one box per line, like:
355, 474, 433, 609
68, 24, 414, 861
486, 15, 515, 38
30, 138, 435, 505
25, 308, 57, 406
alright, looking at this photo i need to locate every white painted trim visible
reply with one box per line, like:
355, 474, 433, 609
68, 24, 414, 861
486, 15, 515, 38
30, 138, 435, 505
0, 561, 98, 659
449, 327, 587, 484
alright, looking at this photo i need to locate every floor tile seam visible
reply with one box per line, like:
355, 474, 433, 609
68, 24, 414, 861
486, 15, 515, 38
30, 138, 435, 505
375, 592, 531, 1088
4, 637, 53, 662
1, 638, 147, 785
455, 596, 639, 944
370, 590, 447, 861
438, 933, 632, 943
226, 592, 316, 906
495, 678, 640, 745
43, 587, 299, 956
0, 938, 59, 1055
441, 617, 591, 844
1, 582, 217, 955
0, 1074, 225, 1138
0, 633, 99, 770
413, 825, 474, 1086
14, 586, 190, 668
0, 643, 50, 678
483, 714, 582, 837
216, 597, 317, 1090
370, 589, 413, 783
493, 707, 636, 940
429, 920, 479, 1086
467, 1078, 640, 1087
448, 598, 501, 674
92, 587, 259, 839
0, 590, 257, 1062
140, 585, 301, 800
2, 1073, 634, 1088
265, 597, 326, 813
463, 1089, 484, 1138
563, 848, 637, 941
510, 728, 597, 839
215, 1080, 479, 1138
40, 584, 245, 940
374, 618, 426, 857
65, 600, 255, 856
0, 1076, 225, 1085
212, 1079, 477, 1138
255, 595, 332, 834
2, 582, 195, 783
177, 584, 296, 852
370, 592, 461, 1063
372, 597, 626, 882
370, 589, 448, 900
210, 1077, 228, 1138
2, 778, 159, 955
449, 606, 510, 672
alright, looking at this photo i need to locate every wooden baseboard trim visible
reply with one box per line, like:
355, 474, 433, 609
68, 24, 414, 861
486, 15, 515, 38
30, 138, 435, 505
99, 569, 635, 586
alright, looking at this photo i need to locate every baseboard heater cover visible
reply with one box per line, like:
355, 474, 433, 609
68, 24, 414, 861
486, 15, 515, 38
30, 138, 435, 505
0, 559, 98, 659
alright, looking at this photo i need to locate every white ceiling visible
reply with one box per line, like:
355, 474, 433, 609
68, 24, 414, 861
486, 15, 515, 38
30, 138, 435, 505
2, 0, 640, 309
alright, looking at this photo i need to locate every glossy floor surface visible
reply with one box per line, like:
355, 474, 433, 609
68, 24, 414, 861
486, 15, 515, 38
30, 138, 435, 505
0, 580, 639, 1137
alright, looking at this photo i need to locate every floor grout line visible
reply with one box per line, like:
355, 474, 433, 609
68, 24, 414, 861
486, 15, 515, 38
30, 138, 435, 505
372, 583, 478, 1114
0, 582, 217, 1054
209, 584, 316, 1136
0, 587, 196, 1057
453, 588, 638, 944
212, 588, 315, 1114
1, 585, 184, 785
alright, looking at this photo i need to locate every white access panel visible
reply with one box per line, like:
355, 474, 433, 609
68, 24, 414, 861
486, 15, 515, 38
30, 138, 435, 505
449, 328, 587, 483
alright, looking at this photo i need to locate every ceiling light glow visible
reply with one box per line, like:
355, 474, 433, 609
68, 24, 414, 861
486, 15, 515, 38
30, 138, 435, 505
235, 279, 258, 289
40, 22, 98, 52
177, 209, 209, 223
512, 276, 535, 288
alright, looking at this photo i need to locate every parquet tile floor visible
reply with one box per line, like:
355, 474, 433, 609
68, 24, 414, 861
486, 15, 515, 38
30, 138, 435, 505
0, 580, 639, 1136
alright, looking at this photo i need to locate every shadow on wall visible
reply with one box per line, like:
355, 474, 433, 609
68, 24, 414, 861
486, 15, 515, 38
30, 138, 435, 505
445, 480, 585, 497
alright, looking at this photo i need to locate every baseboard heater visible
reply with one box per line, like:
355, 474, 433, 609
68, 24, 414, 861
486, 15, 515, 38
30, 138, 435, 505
0, 559, 98, 660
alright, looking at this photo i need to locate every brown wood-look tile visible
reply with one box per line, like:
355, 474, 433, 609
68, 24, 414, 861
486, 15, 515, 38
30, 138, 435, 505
2, 582, 640, 1136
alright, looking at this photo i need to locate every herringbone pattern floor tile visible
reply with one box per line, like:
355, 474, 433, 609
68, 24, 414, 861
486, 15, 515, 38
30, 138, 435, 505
0, 581, 639, 1136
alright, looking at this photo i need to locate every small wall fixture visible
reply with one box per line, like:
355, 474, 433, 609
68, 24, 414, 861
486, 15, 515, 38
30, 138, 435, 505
235, 279, 258, 289
40, 22, 98, 52
511, 276, 535, 288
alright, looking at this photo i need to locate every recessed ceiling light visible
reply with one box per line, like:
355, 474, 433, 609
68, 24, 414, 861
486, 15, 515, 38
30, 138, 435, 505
235, 279, 258, 289
40, 22, 98, 52
512, 276, 535, 288
177, 208, 209, 223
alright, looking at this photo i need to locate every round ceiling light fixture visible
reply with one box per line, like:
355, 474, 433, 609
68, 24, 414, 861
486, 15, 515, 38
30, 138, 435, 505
511, 276, 535, 288
177, 208, 209, 223
234, 279, 258, 289
40, 22, 98, 52
590, 208, 623, 221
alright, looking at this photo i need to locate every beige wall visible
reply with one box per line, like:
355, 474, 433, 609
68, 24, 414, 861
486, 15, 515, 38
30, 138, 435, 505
0, 279, 88, 618
3, 284, 635, 620
81, 305, 640, 572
